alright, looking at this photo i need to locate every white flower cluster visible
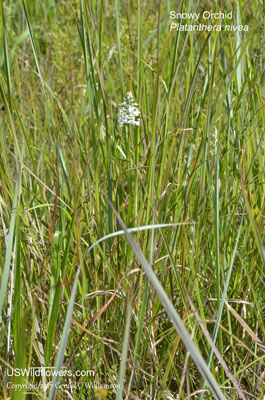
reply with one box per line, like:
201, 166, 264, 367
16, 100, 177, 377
117, 92, 140, 127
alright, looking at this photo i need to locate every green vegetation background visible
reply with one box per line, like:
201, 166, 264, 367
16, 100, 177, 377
0, 0, 264, 399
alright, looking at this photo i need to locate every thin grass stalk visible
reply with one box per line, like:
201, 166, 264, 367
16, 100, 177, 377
116, 303, 132, 400
201, 36, 217, 214
6, 239, 15, 367
132, 25, 162, 373
114, 0, 124, 99
48, 263, 81, 400
214, 125, 222, 377
1, 1, 12, 114
134, 0, 142, 221
22, 0, 43, 84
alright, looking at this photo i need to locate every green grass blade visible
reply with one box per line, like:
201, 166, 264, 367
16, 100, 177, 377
48, 264, 81, 400
240, 178, 265, 265
114, 0, 124, 99
0, 167, 21, 322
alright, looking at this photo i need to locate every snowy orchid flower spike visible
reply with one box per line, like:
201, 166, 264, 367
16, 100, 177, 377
117, 91, 140, 127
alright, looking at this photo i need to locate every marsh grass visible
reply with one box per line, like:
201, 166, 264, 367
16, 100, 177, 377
0, 0, 265, 399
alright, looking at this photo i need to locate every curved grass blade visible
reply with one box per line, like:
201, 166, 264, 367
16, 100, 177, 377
108, 200, 226, 400
85, 222, 195, 254
47, 221, 194, 397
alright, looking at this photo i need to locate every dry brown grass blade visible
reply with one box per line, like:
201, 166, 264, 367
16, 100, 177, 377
240, 177, 265, 265
129, 393, 143, 400
184, 286, 247, 400
67, 280, 123, 365
225, 301, 265, 351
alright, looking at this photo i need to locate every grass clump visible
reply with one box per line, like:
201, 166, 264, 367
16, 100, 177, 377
0, 0, 264, 399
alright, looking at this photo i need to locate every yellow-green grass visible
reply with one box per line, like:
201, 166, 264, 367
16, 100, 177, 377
0, 0, 264, 399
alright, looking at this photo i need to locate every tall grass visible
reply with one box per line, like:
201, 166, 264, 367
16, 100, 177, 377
0, 0, 264, 399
